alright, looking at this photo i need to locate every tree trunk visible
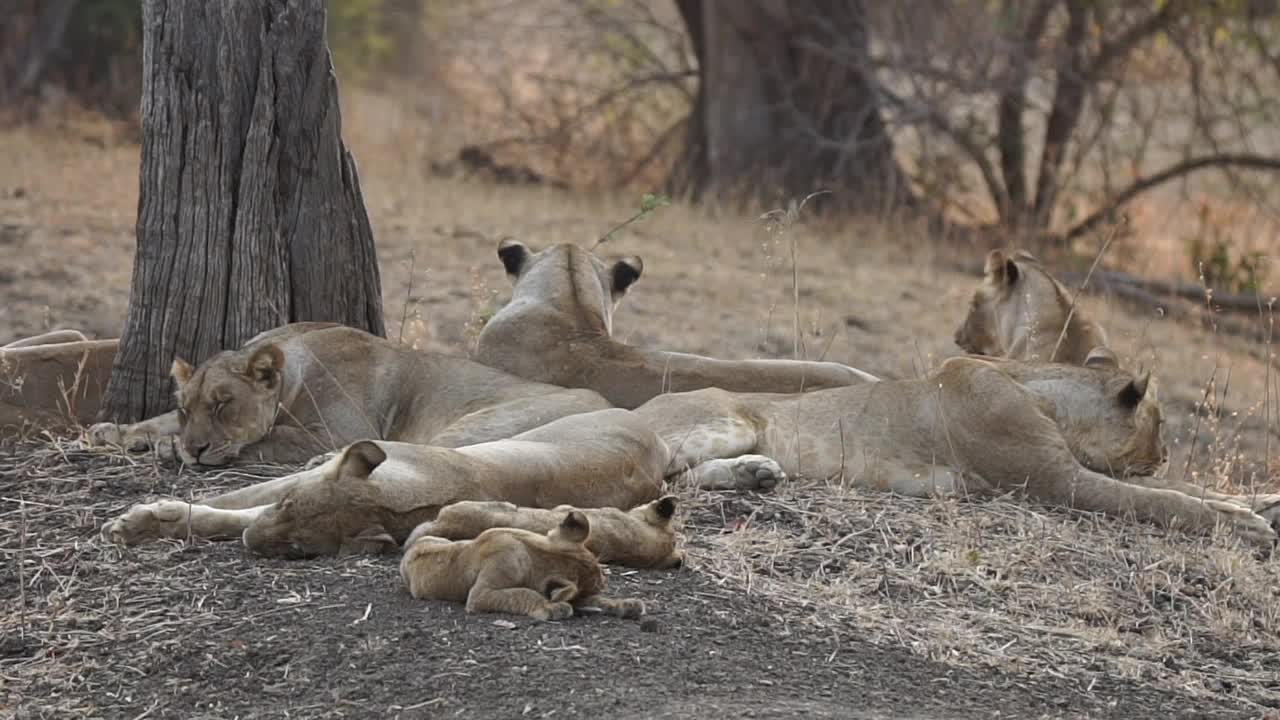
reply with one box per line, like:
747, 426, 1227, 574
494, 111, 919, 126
101, 0, 384, 422
0, 0, 78, 104
669, 0, 910, 211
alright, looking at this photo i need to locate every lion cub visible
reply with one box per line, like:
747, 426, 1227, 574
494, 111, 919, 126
400, 511, 645, 621
406, 496, 684, 570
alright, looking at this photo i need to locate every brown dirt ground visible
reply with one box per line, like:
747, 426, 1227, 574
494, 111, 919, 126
2, 96, 1280, 718
0, 444, 1272, 720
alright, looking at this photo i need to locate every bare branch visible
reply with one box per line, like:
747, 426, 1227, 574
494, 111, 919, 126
1087, 0, 1188, 82
1030, 0, 1089, 225
995, 0, 1056, 220
1065, 153, 1280, 241
879, 85, 1009, 217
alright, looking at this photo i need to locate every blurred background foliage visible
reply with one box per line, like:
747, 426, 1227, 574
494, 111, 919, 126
1, 0, 428, 115
4, 0, 1280, 284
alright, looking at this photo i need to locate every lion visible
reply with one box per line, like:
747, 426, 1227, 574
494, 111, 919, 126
2, 329, 117, 430
473, 240, 880, 409
954, 249, 1109, 364
632, 347, 1280, 546
101, 407, 780, 558
401, 510, 645, 621
405, 495, 684, 569
87, 322, 612, 465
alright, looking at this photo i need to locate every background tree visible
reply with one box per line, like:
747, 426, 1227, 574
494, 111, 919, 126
0, 0, 79, 105
101, 0, 384, 422
669, 0, 910, 211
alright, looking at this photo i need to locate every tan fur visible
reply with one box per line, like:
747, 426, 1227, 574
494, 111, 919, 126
400, 512, 645, 621
406, 496, 684, 569
102, 408, 670, 554
1, 330, 116, 430
474, 240, 879, 409
87, 322, 610, 465
634, 352, 1279, 546
955, 249, 1109, 364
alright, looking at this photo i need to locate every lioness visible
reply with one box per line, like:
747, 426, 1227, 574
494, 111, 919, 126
955, 249, 1108, 364
632, 348, 1280, 545
102, 407, 779, 557
401, 510, 645, 621
406, 495, 684, 569
87, 323, 611, 465
474, 240, 879, 409
2, 329, 117, 429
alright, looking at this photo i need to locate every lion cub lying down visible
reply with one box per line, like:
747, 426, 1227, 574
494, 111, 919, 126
401, 511, 645, 621
406, 496, 684, 569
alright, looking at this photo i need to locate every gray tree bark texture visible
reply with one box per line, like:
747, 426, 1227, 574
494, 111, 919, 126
670, 0, 910, 212
101, 0, 385, 422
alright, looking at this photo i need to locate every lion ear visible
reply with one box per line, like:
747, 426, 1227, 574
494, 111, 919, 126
336, 440, 387, 481
555, 510, 591, 545
611, 256, 643, 298
170, 357, 194, 387
984, 249, 1018, 286
1084, 347, 1119, 370
340, 524, 397, 555
1119, 372, 1150, 408
245, 345, 284, 390
653, 495, 677, 521
498, 238, 530, 277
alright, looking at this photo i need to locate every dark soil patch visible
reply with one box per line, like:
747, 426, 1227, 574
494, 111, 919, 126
0, 442, 1264, 719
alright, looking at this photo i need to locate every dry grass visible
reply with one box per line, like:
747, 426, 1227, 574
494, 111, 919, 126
679, 480, 1280, 711
0, 440, 308, 716
5, 439, 1279, 716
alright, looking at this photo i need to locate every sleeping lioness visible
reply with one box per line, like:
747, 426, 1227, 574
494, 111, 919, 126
632, 347, 1280, 546
401, 510, 644, 621
955, 249, 1108, 364
474, 240, 879, 409
101, 407, 780, 558
87, 323, 611, 465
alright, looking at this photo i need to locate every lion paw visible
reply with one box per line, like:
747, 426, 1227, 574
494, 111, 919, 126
533, 601, 575, 621
1206, 500, 1278, 547
154, 436, 182, 463
731, 455, 787, 491
88, 422, 154, 452
609, 598, 646, 619
102, 500, 193, 546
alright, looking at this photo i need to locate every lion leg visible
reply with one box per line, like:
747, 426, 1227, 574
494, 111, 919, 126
671, 455, 787, 491
88, 410, 182, 453
1029, 469, 1277, 546
196, 474, 306, 510
102, 501, 269, 545
576, 594, 645, 619
1121, 475, 1280, 517
546, 579, 579, 604
2, 329, 90, 348
654, 415, 784, 491
466, 584, 574, 621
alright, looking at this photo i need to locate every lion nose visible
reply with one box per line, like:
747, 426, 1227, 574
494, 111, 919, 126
187, 441, 210, 461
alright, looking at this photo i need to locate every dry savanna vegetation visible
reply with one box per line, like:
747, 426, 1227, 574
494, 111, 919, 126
3, 2, 1280, 718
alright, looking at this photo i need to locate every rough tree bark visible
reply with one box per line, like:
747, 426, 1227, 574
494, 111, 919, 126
101, 0, 384, 422
669, 0, 909, 211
